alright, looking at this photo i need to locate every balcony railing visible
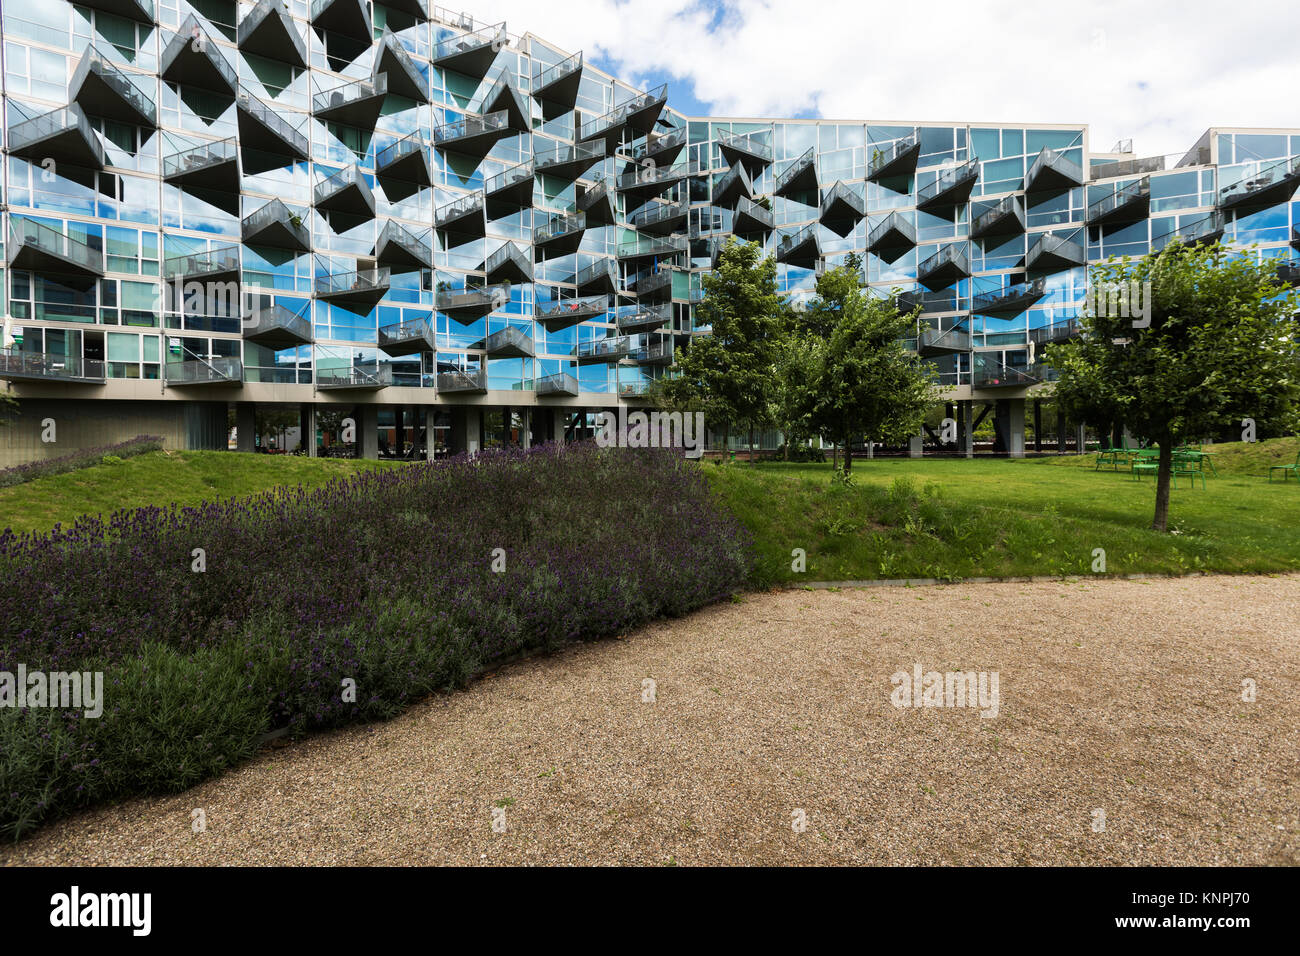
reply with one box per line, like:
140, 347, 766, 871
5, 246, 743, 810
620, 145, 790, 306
618, 234, 688, 260
244, 301, 313, 346
165, 357, 244, 386
619, 381, 653, 399
434, 110, 509, 151
631, 126, 688, 165
973, 277, 1048, 316
237, 86, 309, 159
734, 196, 775, 234
317, 363, 393, 389
576, 257, 619, 293
314, 164, 375, 217
375, 219, 433, 270
579, 83, 667, 141
315, 268, 391, 305
163, 136, 237, 182
1028, 318, 1083, 345
1277, 259, 1300, 287
617, 303, 670, 332
70, 45, 157, 127
537, 295, 608, 330
535, 372, 580, 396
632, 269, 674, 298
970, 195, 1026, 240
867, 211, 917, 253
717, 127, 774, 168
1217, 154, 1300, 211
713, 160, 754, 206
8, 105, 105, 170
377, 27, 430, 101
917, 159, 980, 210
440, 285, 503, 314
1088, 177, 1151, 225
533, 51, 582, 101
485, 241, 532, 282
379, 317, 437, 355
482, 326, 534, 357
972, 354, 1039, 389
164, 244, 241, 282
435, 191, 486, 232
1026, 231, 1086, 273
630, 198, 688, 233
533, 212, 586, 246
917, 242, 971, 289
774, 147, 818, 197
775, 223, 820, 267
238, 0, 308, 69
8, 218, 103, 277
0, 348, 105, 384
484, 160, 533, 208
917, 326, 972, 354
241, 199, 311, 251
1155, 212, 1225, 248
575, 334, 636, 364
313, 74, 388, 126
375, 131, 432, 187
437, 367, 489, 393
433, 22, 507, 78
820, 181, 865, 236
867, 131, 920, 181
162, 15, 238, 94
1024, 146, 1084, 193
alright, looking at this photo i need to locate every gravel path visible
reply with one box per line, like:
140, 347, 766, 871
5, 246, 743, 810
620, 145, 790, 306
4, 575, 1297, 866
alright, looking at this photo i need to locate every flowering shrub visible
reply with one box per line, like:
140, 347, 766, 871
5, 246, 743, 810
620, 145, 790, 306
0, 435, 164, 489
0, 443, 751, 839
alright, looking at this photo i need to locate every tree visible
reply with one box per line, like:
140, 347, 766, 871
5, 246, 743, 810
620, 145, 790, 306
804, 267, 937, 472
660, 238, 784, 459
1050, 241, 1300, 531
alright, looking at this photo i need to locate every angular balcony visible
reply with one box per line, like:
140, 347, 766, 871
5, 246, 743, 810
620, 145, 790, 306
485, 241, 532, 284
378, 317, 436, 356
238, 0, 308, 69
820, 181, 866, 238
1023, 146, 1084, 194
314, 74, 388, 129
538, 295, 608, 332
314, 165, 375, 219
1028, 317, 1083, 345
480, 326, 535, 358
165, 357, 244, 387
775, 223, 820, 269
7, 105, 105, 173
973, 277, 1048, 316
315, 267, 391, 313
1088, 177, 1151, 226
1026, 231, 1086, 273
440, 285, 504, 319
310, 0, 371, 45
77, 0, 154, 24
617, 234, 688, 263
579, 83, 667, 148
434, 110, 511, 160
163, 136, 239, 195
713, 161, 754, 207
244, 301, 313, 348
866, 211, 917, 261
318, 363, 393, 390
630, 126, 688, 167
375, 131, 433, 198
917, 325, 971, 356
164, 244, 241, 286
618, 160, 700, 206
485, 160, 534, 218
433, 23, 506, 80
381, 0, 429, 19
577, 177, 616, 225
162, 15, 238, 95
717, 128, 773, 174
631, 268, 674, 301
917, 159, 980, 211
617, 303, 670, 333
630, 198, 688, 236
633, 336, 674, 366
237, 87, 309, 161
70, 46, 157, 128
435, 191, 486, 242
917, 242, 971, 290
1161, 212, 1225, 248
437, 367, 488, 394
8, 219, 103, 285
893, 289, 924, 314
1277, 259, 1300, 288
476, 68, 530, 133
1218, 154, 1300, 211
618, 382, 652, 400
734, 196, 774, 239
532, 52, 583, 117
534, 140, 605, 181
242, 199, 311, 252
867, 132, 920, 182
774, 147, 818, 200
970, 195, 1026, 241
576, 334, 635, 365
534, 212, 586, 257
0, 348, 106, 385
376, 28, 430, 102
375, 219, 433, 272
576, 258, 619, 295
972, 354, 1039, 389
536, 372, 580, 397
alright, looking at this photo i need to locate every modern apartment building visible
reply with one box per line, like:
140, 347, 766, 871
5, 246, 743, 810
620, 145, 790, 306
1, 1, 1297, 463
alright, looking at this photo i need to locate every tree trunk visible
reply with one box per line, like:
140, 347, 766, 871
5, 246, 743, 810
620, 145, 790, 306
749, 425, 755, 462
1152, 434, 1173, 532
832, 443, 838, 470
841, 429, 853, 474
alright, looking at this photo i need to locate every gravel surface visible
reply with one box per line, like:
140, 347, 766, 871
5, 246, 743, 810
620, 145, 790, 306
4, 574, 1297, 866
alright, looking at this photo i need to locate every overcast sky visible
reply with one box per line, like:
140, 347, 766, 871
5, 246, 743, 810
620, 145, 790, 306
478, 0, 1297, 158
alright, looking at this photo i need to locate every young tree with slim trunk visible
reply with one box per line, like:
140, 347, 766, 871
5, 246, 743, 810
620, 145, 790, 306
1050, 241, 1300, 531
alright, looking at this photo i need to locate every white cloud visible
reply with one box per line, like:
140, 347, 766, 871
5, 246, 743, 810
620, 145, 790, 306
475, 0, 1298, 156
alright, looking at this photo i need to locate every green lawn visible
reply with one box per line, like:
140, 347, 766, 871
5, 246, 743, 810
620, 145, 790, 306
0, 450, 404, 535
706, 437, 1300, 586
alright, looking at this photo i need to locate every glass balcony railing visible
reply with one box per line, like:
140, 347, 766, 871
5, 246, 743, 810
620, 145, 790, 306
618, 235, 688, 260
437, 367, 489, 393
0, 348, 106, 384
1087, 177, 1150, 224
71, 45, 157, 127
318, 363, 393, 389
8, 104, 105, 169
1024, 146, 1084, 193
970, 195, 1026, 239
162, 15, 238, 94
917, 159, 980, 210
579, 83, 667, 141
238, 0, 308, 68
537, 295, 608, 329
163, 136, 237, 181
1217, 154, 1300, 210
8, 218, 103, 276
717, 127, 774, 167
867, 211, 917, 252
241, 199, 311, 251
164, 244, 241, 282
434, 110, 509, 149
576, 257, 619, 292
535, 372, 580, 396
237, 86, 309, 158
244, 302, 313, 345
165, 357, 244, 386
867, 131, 920, 181
973, 277, 1048, 316
533, 51, 583, 98
379, 317, 437, 355
376, 219, 433, 268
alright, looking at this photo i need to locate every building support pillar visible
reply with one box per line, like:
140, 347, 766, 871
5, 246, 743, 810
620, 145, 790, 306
424, 407, 435, 461
465, 406, 481, 455
236, 402, 256, 453
1076, 423, 1087, 455
1033, 399, 1042, 454
964, 400, 974, 459
360, 404, 379, 460
300, 403, 317, 457
908, 426, 923, 458
520, 407, 532, 449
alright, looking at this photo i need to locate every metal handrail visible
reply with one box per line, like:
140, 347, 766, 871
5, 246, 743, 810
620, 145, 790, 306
9, 105, 105, 167
163, 136, 236, 178
0, 348, 105, 382
9, 218, 102, 272
579, 83, 667, 140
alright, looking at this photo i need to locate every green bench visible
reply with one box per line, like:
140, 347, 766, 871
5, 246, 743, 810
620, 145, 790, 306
1269, 448, 1300, 484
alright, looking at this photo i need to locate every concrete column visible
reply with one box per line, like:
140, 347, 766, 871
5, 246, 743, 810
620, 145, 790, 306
551, 409, 566, 444
424, 407, 435, 461
520, 407, 532, 449
995, 398, 1026, 458
964, 400, 974, 459
866, 440, 874, 459
465, 406, 481, 455
1033, 399, 1042, 454
300, 403, 317, 457
450, 406, 466, 454
236, 402, 256, 453
1076, 423, 1087, 455
908, 427, 923, 458
360, 404, 379, 459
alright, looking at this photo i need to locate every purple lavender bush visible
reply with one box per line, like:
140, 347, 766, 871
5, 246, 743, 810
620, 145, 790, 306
0, 443, 752, 839
0, 435, 164, 489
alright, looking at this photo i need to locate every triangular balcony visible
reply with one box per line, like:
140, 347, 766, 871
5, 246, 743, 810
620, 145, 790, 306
70, 46, 157, 128
866, 211, 917, 262
971, 195, 1026, 241
163, 136, 240, 194
917, 324, 972, 356
78, 0, 154, 24
379, 317, 437, 356
1087, 177, 1150, 226
237, 87, 309, 161
534, 212, 586, 257
576, 258, 619, 295
485, 160, 534, 218
973, 277, 1048, 316
434, 110, 511, 160
440, 285, 505, 319
538, 294, 608, 331
820, 181, 865, 237
8, 105, 105, 172
618, 160, 700, 206
867, 131, 920, 182
238, 0, 308, 70
433, 23, 506, 80
165, 357, 244, 387
713, 161, 754, 207
314, 74, 388, 130
316, 267, 391, 313
535, 140, 605, 182
536, 371, 580, 397
241, 198, 312, 252
436, 367, 488, 394
616, 303, 670, 333
717, 128, 773, 175
244, 300, 313, 348
435, 191, 486, 243
0, 348, 106, 385
578, 177, 617, 225
917, 159, 979, 211
375, 219, 433, 271
774, 147, 818, 200
578, 84, 667, 149
628, 126, 688, 167
1158, 212, 1225, 249
617, 234, 688, 263
314, 164, 375, 219
376, 27, 431, 102
475, 68, 530, 133
376, 131, 433, 198
630, 268, 674, 302
317, 362, 393, 390
1028, 318, 1083, 345
532, 52, 582, 118
633, 335, 674, 366
480, 326, 535, 358
973, 353, 1039, 389
630, 198, 688, 236
775, 223, 820, 269
575, 333, 635, 365
733, 196, 774, 239
7, 218, 103, 285
1277, 259, 1300, 288
1023, 146, 1083, 194
1218, 154, 1300, 211
310, 0, 371, 45
917, 242, 971, 290
485, 241, 532, 284
164, 243, 241, 286
381, 0, 428, 18
162, 15, 238, 95
1026, 231, 1086, 273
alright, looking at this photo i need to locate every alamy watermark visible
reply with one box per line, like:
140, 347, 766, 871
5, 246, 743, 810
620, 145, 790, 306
594, 408, 705, 458
0, 665, 104, 718
1087, 279, 1152, 328
890, 663, 999, 718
